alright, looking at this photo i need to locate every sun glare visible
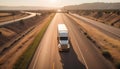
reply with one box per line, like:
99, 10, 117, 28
57, 9, 61, 12
50, 0, 57, 3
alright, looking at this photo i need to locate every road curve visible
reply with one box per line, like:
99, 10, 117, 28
29, 13, 115, 69
0, 12, 37, 26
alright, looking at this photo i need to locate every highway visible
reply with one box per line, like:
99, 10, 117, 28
70, 13, 120, 40
29, 13, 115, 69
0, 12, 37, 26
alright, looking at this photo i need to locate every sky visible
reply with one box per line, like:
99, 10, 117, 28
0, 0, 120, 7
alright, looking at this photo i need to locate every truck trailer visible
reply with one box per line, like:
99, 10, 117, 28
57, 24, 70, 51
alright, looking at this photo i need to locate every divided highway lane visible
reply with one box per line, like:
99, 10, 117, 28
0, 12, 37, 26
29, 13, 86, 69
29, 13, 115, 69
71, 13, 120, 40
29, 13, 62, 69
62, 14, 115, 69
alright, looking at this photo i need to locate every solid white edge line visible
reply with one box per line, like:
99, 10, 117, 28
77, 44, 89, 69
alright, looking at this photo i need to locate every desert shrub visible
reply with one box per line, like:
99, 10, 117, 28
115, 61, 120, 69
102, 50, 113, 61
0, 32, 2, 35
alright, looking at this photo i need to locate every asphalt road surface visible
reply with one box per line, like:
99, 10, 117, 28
29, 13, 115, 69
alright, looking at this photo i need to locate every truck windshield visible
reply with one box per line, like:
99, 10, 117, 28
60, 37, 68, 40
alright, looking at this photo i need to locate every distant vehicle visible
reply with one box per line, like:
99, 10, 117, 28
57, 24, 70, 51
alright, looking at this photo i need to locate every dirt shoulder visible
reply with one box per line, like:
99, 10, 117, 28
68, 14, 120, 69
0, 13, 11, 17
71, 10, 120, 29
0, 13, 55, 69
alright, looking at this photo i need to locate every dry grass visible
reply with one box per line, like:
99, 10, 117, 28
76, 11, 120, 29
0, 28, 16, 37
13, 13, 55, 69
0, 13, 11, 17
0, 13, 55, 69
0, 13, 29, 23
68, 14, 120, 66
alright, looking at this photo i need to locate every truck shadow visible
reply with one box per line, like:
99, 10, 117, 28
59, 42, 86, 69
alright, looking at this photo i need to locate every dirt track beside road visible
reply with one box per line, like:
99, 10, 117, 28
0, 13, 54, 69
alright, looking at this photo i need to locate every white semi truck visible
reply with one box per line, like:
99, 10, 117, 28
57, 24, 70, 51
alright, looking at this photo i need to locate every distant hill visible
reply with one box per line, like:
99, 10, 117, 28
0, 6, 57, 10
64, 2, 120, 10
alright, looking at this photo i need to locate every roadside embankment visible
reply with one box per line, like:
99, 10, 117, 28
0, 12, 54, 69
70, 10, 120, 28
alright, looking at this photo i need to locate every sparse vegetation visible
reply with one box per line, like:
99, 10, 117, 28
20, 20, 24, 25
0, 11, 54, 69
13, 14, 54, 69
0, 12, 48, 46
0, 32, 2, 35
69, 12, 120, 69
102, 50, 113, 61
70, 10, 120, 29
115, 61, 120, 69
76, 10, 120, 69
0, 11, 29, 23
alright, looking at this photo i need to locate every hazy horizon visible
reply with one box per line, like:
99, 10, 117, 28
0, 0, 120, 7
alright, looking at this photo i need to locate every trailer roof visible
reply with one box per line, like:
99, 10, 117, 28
58, 24, 68, 37
58, 24, 67, 31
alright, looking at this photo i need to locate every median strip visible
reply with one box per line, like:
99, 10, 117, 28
13, 13, 55, 69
